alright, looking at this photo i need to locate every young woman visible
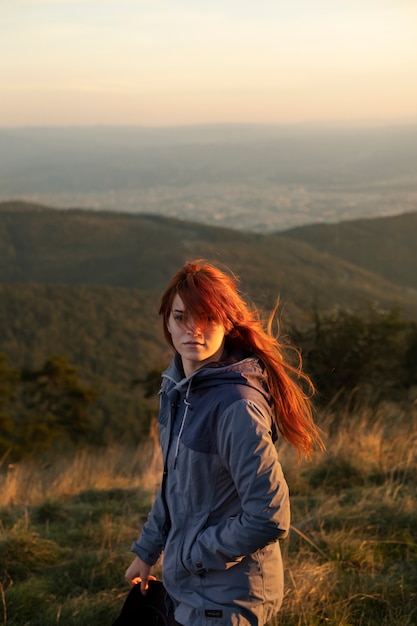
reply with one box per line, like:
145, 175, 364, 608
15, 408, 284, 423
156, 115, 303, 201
125, 260, 324, 626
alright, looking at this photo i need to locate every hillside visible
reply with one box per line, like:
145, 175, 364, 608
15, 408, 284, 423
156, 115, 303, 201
1, 200, 416, 319
283, 211, 417, 291
1, 201, 416, 441
0, 283, 167, 442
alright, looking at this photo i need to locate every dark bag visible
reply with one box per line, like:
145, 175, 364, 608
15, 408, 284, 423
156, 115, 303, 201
112, 580, 176, 626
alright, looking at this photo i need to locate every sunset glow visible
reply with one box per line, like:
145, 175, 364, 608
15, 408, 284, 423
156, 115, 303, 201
2, 0, 417, 127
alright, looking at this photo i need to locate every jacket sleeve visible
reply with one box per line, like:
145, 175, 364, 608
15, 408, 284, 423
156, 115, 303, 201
130, 485, 167, 566
189, 399, 290, 573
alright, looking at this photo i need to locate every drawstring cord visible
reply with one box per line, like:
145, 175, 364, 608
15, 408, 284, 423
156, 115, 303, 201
173, 379, 192, 469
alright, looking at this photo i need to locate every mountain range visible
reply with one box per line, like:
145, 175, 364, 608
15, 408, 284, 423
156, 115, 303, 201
1, 200, 416, 439
1, 199, 416, 312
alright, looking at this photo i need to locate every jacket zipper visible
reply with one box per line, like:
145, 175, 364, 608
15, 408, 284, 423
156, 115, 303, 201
173, 379, 192, 469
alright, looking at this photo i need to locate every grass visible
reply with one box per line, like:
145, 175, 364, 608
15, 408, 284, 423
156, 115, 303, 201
0, 401, 416, 625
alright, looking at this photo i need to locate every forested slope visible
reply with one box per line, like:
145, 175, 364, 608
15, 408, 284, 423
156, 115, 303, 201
283, 211, 417, 290
1, 201, 416, 448
1, 201, 416, 318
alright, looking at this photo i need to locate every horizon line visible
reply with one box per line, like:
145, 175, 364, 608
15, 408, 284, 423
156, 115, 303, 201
2, 118, 417, 131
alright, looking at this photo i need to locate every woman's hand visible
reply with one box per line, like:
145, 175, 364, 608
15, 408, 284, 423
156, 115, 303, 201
124, 556, 154, 595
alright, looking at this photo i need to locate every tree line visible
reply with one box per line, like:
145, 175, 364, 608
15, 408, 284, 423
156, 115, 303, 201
0, 355, 98, 463
293, 305, 417, 408
1, 306, 416, 463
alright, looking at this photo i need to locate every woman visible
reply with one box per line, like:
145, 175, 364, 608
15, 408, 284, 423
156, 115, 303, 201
125, 260, 324, 626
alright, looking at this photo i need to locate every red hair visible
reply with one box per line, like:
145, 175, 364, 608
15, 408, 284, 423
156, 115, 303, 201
159, 260, 324, 458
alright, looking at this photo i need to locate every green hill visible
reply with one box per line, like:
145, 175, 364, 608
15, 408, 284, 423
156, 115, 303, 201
1, 201, 416, 443
1, 200, 416, 317
0, 283, 166, 443
282, 211, 417, 291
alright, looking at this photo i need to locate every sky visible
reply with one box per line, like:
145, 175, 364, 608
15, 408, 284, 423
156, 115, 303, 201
1, 0, 417, 127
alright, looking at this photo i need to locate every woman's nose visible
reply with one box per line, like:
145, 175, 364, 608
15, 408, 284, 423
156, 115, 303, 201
186, 319, 202, 334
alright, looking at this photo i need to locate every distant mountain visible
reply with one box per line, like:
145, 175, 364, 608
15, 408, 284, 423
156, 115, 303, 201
283, 212, 417, 291
1, 200, 416, 441
1, 201, 416, 321
1, 124, 416, 231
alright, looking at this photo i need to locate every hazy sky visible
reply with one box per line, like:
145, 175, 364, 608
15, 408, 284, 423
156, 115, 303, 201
2, 0, 417, 127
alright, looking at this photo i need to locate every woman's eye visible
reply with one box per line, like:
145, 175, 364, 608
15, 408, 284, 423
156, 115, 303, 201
174, 314, 184, 322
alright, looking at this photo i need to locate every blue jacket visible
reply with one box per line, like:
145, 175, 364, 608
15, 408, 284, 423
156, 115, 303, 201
131, 349, 290, 625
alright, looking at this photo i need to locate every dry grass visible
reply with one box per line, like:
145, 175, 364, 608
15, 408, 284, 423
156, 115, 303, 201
0, 401, 416, 625
0, 424, 163, 508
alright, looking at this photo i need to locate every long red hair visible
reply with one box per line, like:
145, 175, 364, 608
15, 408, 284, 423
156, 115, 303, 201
159, 260, 324, 458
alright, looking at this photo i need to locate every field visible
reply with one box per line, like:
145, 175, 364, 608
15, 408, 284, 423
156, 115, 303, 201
1, 401, 416, 626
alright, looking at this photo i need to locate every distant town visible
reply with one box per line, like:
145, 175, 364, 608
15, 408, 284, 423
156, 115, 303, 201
1, 123, 416, 232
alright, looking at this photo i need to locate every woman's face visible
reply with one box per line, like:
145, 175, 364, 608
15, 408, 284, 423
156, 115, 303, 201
167, 294, 226, 377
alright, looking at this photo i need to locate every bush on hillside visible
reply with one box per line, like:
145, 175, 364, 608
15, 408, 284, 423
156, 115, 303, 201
0, 355, 97, 462
291, 305, 417, 408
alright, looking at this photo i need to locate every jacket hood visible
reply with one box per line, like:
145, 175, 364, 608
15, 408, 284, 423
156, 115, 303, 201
161, 347, 271, 405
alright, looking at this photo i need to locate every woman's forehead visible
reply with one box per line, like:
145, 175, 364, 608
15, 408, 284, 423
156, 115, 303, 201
170, 292, 219, 320
171, 294, 185, 310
